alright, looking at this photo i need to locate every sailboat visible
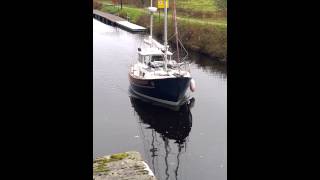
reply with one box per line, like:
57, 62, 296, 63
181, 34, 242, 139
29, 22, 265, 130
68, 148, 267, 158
129, 0, 195, 106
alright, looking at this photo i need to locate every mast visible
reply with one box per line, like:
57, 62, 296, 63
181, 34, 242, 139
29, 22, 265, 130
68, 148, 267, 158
164, 0, 168, 71
150, 130, 157, 176
150, 0, 153, 38
164, 137, 170, 180
173, 0, 180, 63
174, 143, 182, 180
148, 1, 157, 47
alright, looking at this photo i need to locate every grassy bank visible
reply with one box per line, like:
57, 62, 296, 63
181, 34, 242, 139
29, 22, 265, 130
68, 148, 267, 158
94, 0, 227, 60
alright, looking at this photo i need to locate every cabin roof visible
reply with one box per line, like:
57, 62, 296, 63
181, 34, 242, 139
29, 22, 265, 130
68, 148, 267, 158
138, 47, 173, 56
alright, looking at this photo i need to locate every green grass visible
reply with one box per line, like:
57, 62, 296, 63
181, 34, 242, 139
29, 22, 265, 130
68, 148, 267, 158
101, 5, 145, 22
99, 0, 222, 13
101, 5, 119, 14
100, 4, 226, 27
176, 16, 226, 27
177, 0, 218, 12
121, 7, 145, 22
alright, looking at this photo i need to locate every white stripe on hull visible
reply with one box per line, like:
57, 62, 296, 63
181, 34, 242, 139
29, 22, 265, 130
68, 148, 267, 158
130, 86, 182, 106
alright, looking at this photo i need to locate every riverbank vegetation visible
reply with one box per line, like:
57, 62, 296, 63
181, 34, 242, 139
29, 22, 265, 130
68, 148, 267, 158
93, 0, 227, 61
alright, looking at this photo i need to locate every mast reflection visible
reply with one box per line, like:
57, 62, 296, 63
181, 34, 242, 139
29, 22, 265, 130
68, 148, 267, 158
130, 92, 194, 180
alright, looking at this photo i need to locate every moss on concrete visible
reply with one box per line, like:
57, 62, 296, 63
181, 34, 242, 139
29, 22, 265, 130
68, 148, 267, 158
110, 153, 129, 160
93, 151, 156, 180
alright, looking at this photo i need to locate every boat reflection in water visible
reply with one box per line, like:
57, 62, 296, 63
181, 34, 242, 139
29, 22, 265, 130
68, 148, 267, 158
129, 90, 194, 180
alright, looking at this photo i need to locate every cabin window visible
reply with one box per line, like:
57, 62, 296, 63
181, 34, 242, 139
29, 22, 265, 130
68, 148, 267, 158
151, 56, 163, 62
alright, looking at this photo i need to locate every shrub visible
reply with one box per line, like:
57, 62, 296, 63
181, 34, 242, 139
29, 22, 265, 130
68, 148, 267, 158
93, 0, 102, 10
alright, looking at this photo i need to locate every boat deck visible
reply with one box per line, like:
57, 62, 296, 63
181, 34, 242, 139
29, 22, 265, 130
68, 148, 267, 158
130, 63, 191, 80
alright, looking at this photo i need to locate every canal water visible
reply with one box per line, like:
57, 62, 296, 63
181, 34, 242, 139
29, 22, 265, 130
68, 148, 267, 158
93, 19, 227, 180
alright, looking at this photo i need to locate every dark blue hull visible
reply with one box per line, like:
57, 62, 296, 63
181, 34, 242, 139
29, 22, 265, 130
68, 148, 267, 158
129, 75, 191, 106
